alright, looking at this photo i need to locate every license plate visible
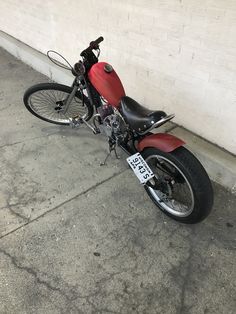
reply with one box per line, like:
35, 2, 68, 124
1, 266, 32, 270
127, 153, 154, 184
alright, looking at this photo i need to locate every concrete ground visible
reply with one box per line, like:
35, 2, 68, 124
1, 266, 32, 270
0, 47, 235, 314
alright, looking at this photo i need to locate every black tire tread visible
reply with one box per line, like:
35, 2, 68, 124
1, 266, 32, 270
142, 146, 213, 223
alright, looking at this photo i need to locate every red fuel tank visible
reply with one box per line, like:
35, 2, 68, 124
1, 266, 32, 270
88, 62, 125, 108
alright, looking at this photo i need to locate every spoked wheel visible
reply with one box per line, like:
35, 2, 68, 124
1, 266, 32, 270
23, 83, 93, 125
142, 147, 213, 223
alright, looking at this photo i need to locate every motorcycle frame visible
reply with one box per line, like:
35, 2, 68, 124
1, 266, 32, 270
67, 50, 184, 156
67, 74, 141, 155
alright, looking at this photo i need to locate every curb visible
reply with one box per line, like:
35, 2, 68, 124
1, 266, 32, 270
154, 122, 236, 192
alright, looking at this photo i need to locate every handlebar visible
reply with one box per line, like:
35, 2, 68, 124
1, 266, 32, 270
80, 36, 104, 57
89, 36, 104, 49
75, 36, 104, 73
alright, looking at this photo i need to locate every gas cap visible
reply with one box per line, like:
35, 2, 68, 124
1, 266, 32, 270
104, 64, 113, 73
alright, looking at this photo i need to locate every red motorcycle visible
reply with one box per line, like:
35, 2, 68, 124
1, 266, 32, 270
24, 37, 213, 223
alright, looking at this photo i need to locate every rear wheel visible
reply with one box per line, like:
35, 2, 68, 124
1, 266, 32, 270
23, 83, 93, 125
141, 146, 213, 223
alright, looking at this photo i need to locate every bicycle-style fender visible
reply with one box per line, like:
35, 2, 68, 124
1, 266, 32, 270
137, 133, 185, 153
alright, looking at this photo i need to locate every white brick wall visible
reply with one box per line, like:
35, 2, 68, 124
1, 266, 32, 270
1, 0, 236, 154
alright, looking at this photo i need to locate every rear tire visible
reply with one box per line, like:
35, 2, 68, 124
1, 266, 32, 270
141, 146, 213, 223
23, 83, 93, 125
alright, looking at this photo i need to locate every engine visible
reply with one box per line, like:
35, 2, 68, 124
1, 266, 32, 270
97, 105, 127, 142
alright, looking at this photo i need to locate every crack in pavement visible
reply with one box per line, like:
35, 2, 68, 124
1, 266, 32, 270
0, 131, 63, 151
177, 226, 196, 314
0, 248, 62, 294
0, 244, 134, 313
0, 247, 92, 313
0, 168, 128, 240
0, 205, 28, 221
7, 205, 29, 221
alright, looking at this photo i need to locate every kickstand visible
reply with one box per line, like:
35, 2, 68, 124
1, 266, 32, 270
100, 142, 120, 166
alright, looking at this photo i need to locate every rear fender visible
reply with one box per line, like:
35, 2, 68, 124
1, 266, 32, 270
137, 133, 185, 153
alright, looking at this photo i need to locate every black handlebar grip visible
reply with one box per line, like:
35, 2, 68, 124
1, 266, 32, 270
80, 36, 104, 57
90, 36, 104, 49
95, 36, 104, 44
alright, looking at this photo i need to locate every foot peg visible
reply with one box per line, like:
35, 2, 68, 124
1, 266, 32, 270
69, 115, 100, 134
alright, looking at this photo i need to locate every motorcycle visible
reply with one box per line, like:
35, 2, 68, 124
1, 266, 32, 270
23, 36, 213, 223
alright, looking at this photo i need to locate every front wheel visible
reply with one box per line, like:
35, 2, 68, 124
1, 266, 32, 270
23, 83, 93, 125
141, 147, 213, 223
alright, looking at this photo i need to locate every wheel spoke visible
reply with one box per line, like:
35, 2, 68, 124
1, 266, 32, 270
145, 155, 194, 217
27, 87, 89, 124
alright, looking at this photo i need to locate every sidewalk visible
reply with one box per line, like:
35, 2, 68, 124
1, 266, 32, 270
0, 47, 235, 314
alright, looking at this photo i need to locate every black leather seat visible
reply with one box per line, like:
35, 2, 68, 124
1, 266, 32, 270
120, 96, 166, 133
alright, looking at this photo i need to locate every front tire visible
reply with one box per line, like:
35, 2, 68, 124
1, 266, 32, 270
23, 83, 93, 125
141, 146, 213, 223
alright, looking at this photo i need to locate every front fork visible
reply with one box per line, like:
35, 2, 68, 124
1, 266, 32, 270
63, 73, 89, 114
63, 83, 78, 113
66, 78, 101, 134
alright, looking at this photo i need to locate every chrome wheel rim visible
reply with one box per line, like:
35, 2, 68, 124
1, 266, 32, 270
29, 89, 88, 123
145, 155, 194, 217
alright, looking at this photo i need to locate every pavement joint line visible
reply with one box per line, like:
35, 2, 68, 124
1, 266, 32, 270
0, 127, 107, 150
0, 131, 63, 150
0, 168, 129, 241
